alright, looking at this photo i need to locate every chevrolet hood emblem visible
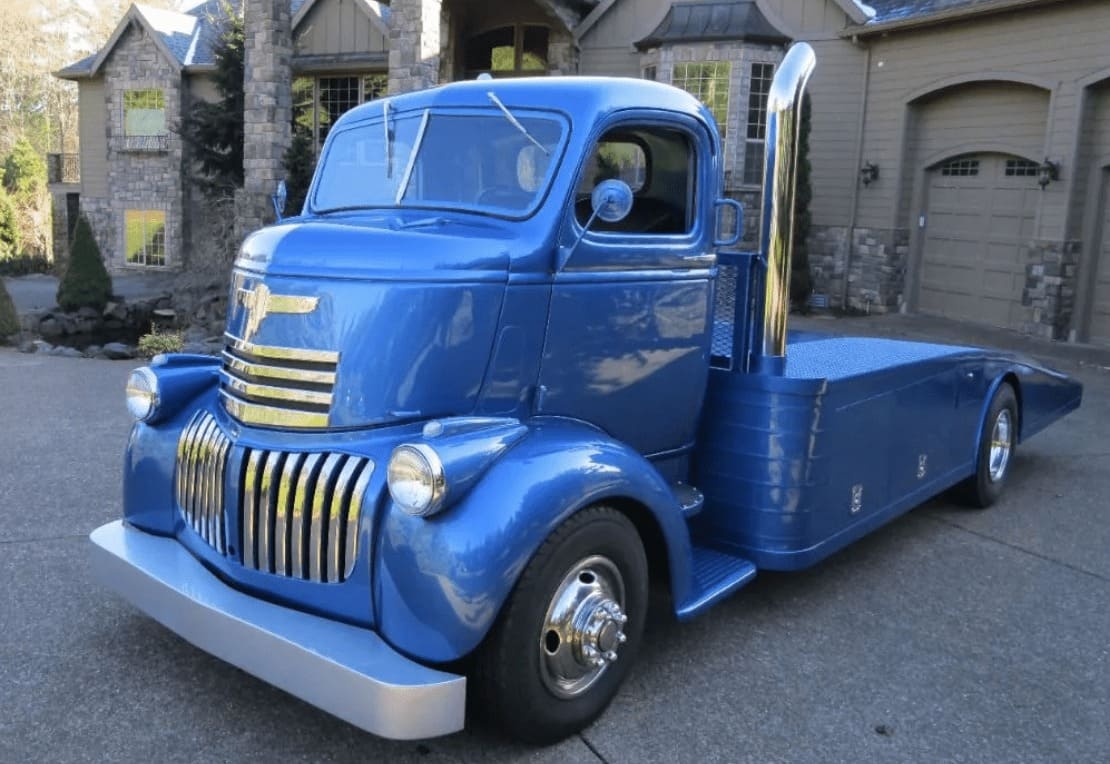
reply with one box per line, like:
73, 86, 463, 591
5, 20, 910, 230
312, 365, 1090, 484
236, 283, 318, 342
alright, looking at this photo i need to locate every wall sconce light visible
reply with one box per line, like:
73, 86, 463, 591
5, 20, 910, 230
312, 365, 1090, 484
1037, 158, 1059, 189
859, 162, 879, 186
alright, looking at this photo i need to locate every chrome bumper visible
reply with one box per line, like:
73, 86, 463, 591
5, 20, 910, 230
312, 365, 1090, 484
89, 521, 466, 740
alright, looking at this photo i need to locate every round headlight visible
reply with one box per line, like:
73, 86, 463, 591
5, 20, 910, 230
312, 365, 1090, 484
125, 367, 160, 422
387, 444, 446, 517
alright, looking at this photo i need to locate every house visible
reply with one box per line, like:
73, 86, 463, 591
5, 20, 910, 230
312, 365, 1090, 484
52, 0, 1110, 343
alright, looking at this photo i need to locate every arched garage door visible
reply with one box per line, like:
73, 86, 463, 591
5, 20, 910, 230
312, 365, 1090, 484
1090, 169, 1110, 344
918, 154, 1039, 328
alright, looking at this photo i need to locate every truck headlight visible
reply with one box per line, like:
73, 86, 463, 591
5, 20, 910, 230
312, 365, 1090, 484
125, 367, 160, 422
387, 444, 446, 517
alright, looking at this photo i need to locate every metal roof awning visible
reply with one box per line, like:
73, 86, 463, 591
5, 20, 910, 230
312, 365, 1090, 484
635, 0, 791, 51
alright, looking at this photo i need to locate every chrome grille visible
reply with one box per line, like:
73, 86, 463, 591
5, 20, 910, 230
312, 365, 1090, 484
175, 411, 232, 553
220, 334, 340, 430
241, 448, 373, 582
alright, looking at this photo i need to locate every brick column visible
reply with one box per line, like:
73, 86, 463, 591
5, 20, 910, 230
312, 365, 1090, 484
388, 0, 442, 94
239, 0, 292, 238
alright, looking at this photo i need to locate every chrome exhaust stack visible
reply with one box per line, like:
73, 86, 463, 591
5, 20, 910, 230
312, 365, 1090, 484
753, 42, 816, 376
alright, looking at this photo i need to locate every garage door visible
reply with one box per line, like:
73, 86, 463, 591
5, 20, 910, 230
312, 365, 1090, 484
918, 154, 1039, 328
1090, 170, 1110, 344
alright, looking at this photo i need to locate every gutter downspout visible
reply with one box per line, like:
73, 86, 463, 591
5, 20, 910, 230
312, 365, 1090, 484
842, 39, 872, 311
752, 42, 817, 376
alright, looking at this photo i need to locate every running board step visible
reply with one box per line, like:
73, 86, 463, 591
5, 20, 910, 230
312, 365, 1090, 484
675, 545, 757, 621
671, 483, 705, 519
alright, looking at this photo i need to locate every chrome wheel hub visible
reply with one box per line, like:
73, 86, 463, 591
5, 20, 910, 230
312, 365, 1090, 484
539, 555, 628, 698
988, 409, 1013, 482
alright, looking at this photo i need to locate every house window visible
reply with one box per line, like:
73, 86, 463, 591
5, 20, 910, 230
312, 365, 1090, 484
125, 210, 166, 267
464, 25, 548, 78
642, 65, 657, 81
1005, 159, 1039, 177
673, 62, 731, 138
940, 158, 980, 177
743, 63, 774, 185
122, 89, 166, 151
294, 73, 388, 155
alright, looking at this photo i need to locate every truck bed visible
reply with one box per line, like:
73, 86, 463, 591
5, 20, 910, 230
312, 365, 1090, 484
691, 331, 1081, 571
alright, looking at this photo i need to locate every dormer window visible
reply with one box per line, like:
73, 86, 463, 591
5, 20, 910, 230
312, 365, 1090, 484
122, 89, 167, 151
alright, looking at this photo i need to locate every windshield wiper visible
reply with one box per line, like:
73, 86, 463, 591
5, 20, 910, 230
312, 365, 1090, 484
395, 109, 430, 204
486, 92, 549, 155
383, 100, 393, 178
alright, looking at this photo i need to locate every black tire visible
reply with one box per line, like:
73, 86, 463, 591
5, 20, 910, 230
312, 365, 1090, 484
954, 383, 1018, 508
471, 505, 648, 744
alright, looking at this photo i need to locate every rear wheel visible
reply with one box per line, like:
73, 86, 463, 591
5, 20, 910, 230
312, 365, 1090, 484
472, 505, 648, 743
954, 383, 1017, 508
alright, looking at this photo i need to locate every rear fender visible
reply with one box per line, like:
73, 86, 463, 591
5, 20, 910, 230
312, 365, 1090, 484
373, 418, 693, 663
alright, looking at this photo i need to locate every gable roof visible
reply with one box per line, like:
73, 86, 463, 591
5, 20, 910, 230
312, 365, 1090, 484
56, 0, 384, 81
849, 0, 1066, 34
634, 1, 790, 50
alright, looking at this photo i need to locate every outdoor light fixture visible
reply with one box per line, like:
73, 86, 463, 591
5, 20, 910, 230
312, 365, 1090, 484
1037, 158, 1059, 189
860, 162, 879, 186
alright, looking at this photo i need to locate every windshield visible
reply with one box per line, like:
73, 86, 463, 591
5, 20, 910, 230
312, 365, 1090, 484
312, 109, 566, 216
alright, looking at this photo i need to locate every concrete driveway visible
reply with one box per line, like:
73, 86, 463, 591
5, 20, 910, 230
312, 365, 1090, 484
1, 320, 1107, 763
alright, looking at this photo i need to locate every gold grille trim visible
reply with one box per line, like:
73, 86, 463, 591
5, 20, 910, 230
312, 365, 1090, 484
220, 334, 340, 430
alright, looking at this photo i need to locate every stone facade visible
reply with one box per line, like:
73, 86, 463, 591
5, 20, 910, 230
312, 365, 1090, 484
808, 225, 909, 314
86, 23, 185, 273
240, 0, 293, 238
388, 0, 443, 94
1021, 239, 1080, 339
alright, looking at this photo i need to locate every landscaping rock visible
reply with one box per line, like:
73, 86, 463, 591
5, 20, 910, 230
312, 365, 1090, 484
32, 340, 52, 353
102, 342, 136, 360
19, 340, 36, 353
83, 345, 102, 358
77, 306, 100, 319
39, 317, 62, 338
57, 346, 83, 359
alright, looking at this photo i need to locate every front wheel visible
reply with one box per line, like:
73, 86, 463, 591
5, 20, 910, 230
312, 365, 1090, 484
954, 383, 1017, 508
472, 506, 648, 743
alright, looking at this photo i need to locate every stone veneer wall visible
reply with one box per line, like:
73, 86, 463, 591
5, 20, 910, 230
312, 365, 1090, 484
84, 23, 184, 273
808, 225, 909, 313
240, 0, 292, 237
389, 0, 442, 94
1021, 239, 1080, 339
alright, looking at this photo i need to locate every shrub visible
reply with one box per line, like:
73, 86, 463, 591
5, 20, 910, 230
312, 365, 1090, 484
0, 188, 19, 259
3, 137, 47, 199
0, 253, 51, 276
138, 325, 184, 358
57, 215, 112, 312
282, 130, 314, 215
0, 278, 18, 338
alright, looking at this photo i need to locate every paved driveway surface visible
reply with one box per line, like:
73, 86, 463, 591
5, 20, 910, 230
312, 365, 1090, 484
1, 323, 1107, 763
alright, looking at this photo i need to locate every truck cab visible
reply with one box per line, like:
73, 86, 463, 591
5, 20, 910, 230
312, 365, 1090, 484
93, 45, 1081, 744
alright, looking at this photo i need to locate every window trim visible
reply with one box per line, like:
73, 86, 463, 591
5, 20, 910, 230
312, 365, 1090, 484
121, 88, 167, 152
742, 62, 775, 187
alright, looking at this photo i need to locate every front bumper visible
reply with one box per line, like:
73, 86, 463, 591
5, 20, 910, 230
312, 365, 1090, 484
90, 521, 466, 740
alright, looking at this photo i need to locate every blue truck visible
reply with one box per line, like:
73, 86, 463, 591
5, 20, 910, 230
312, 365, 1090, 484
92, 44, 1081, 743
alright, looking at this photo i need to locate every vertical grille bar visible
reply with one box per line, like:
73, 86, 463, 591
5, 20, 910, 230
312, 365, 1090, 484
327, 457, 360, 583
242, 449, 264, 568
202, 422, 220, 546
190, 417, 218, 534
309, 453, 344, 582
344, 460, 373, 580
258, 451, 284, 573
174, 412, 230, 553
291, 453, 323, 580
213, 436, 232, 553
176, 414, 202, 511
275, 452, 306, 576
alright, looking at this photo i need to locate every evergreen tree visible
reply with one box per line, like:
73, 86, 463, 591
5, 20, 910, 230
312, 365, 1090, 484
182, 2, 245, 194
56, 215, 112, 311
282, 130, 314, 214
0, 188, 19, 259
0, 277, 18, 338
3, 136, 47, 198
790, 93, 813, 312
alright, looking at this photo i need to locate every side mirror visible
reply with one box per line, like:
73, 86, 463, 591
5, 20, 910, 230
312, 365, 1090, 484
272, 180, 288, 222
558, 179, 633, 271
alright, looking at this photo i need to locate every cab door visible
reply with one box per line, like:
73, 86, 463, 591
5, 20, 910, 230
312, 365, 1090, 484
537, 114, 718, 456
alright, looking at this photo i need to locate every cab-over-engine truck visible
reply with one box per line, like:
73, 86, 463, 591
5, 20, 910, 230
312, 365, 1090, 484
92, 44, 1081, 743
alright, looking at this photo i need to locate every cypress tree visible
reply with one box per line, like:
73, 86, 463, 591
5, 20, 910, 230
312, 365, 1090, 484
56, 215, 112, 312
790, 93, 814, 312
0, 278, 18, 338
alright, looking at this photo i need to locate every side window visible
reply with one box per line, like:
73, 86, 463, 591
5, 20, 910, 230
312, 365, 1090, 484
575, 127, 694, 235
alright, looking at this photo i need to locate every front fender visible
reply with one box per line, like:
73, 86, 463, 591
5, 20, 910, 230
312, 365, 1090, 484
373, 419, 694, 663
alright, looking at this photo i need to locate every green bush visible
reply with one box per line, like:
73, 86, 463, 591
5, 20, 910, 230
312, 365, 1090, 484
0, 188, 19, 259
57, 215, 112, 312
0, 278, 18, 338
2, 137, 46, 199
0, 253, 51, 276
138, 325, 184, 358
